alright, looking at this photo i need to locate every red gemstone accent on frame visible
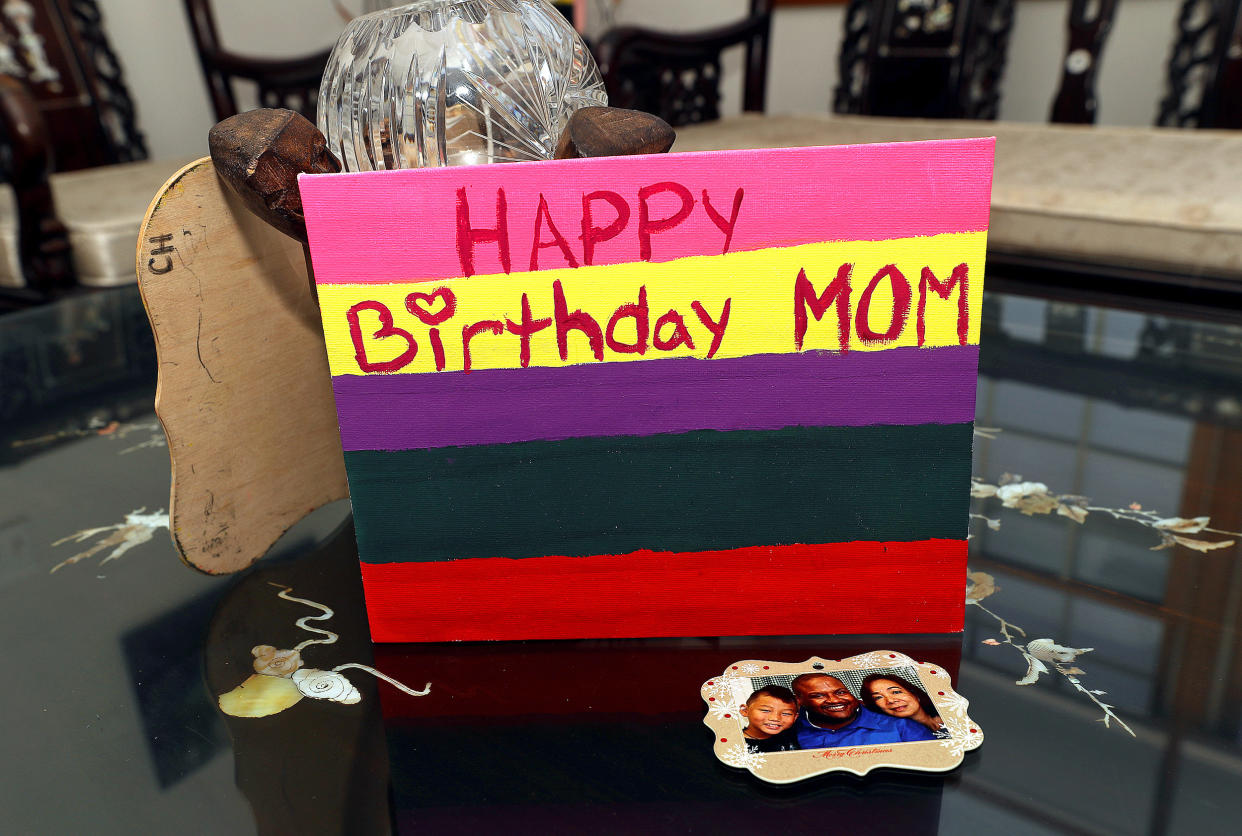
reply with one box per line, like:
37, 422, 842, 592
938, 691, 945, 696
970, 729, 978, 734
708, 681, 714, 685
721, 738, 728, 743
930, 670, 938, 675
763, 666, 770, 670
732, 666, 738, 670
724, 714, 731, 718
708, 697, 715, 701
889, 654, 896, 658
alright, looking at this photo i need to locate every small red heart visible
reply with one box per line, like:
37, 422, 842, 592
406, 287, 457, 325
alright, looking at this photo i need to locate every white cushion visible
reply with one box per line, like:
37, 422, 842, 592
0, 156, 199, 288
676, 114, 1242, 279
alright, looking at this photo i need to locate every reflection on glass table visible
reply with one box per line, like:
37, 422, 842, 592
3, 286, 1242, 834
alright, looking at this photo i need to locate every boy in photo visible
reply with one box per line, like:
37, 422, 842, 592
741, 686, 801, 752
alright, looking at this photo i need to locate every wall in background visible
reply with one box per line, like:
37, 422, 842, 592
95, 0, 1184, 161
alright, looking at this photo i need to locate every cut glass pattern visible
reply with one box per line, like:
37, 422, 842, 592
318, 0, 608, 171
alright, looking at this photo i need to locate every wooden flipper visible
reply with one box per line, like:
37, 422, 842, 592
135, 159, 347, 574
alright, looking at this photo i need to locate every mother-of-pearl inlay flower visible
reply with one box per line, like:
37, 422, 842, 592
251, 645, 304, 677
292, 669, 361, 704
218, 585, 429, 718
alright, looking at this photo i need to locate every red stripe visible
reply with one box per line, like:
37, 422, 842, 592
360, 540, 966, 642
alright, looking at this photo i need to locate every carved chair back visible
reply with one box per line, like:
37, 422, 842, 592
0, 0, 145, 170
183, 0, 330, 122
1, 0, 140, 300
835, 0, 1014, 119
1157, 0, 1242, 128
1048, 0, 1242, 128
838, 0, 1242, 128
595, 0, 772, 127
0, 74, 72, 299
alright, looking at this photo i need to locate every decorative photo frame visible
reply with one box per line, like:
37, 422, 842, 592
702, 651, 981, 782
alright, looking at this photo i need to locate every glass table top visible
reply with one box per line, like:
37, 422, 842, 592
2, 284, 1241, 834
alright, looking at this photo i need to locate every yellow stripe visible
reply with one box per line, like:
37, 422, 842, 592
319, 231, 986, 376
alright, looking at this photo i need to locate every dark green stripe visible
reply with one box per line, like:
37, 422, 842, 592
346, 423, 973, 562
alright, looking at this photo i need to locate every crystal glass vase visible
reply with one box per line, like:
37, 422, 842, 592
318, 0, 607, 171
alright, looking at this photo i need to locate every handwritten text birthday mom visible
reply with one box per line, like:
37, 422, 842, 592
343, 185, 972, 374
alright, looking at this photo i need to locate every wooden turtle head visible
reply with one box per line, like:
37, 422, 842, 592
208, 109, 341, 243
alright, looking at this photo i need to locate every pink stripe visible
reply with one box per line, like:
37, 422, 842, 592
301, 138, 995, 285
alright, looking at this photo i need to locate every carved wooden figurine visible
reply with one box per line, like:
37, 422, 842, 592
137, 106, 675, 574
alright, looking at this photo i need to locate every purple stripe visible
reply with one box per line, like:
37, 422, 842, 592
331, 345, 979, 451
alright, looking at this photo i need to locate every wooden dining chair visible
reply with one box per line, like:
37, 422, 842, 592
594, 0, 772, 127
183, 0, 331, 122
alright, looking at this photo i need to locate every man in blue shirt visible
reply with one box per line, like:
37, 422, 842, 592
791, 673, 935, 749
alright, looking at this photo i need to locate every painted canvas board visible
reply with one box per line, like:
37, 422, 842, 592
299, 139, 994, 642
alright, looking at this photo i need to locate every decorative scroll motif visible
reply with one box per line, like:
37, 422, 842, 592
65, 0, 146, 161
834, 0, 1014, 119
3, 0, 60, 85
960, 0, 1014, 120
0, 24, 21, 75
0, 1, 145, 162
596, 3, 771, 128
1157, 0, 1242, 128
834, 0, 873, 115
609, 57, 723, 127
891, 0, 960, 44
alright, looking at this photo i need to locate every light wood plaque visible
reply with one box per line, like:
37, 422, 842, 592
135, 158, 347, 574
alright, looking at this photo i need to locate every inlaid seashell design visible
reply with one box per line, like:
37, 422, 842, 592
252, 645, 304, 677
217, 586, 428, 718
292, 669, 361, 704
218, 674, 305, 718
1024, 638, 1093, 665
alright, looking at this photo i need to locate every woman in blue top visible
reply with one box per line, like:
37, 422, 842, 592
862, 673, 946, 737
